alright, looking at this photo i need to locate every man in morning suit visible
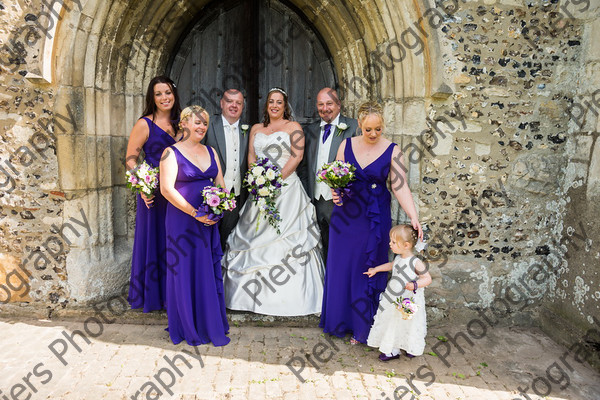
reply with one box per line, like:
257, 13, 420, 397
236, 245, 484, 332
300, 87, 359, 262
204, 89, 249, 251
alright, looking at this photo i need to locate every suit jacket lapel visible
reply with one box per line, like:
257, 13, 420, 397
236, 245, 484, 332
213, 116, 227, 171
309, 123, 321, 174
328, 117, 345, 162
238, 123, 248, 167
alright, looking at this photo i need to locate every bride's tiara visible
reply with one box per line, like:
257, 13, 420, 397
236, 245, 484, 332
268, 87, 287, 96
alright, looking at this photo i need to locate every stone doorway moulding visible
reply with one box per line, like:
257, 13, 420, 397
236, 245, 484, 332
42, 0, 447, 303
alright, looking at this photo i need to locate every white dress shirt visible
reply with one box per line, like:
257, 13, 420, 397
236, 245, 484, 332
314, 114, 340, 201
222, 116, 241, 195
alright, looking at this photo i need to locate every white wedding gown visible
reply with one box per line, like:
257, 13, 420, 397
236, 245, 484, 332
223, 131, 325, 316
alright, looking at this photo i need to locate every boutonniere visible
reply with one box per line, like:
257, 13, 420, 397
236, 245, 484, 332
241, 124, 250, 136
335, 122, 349, 136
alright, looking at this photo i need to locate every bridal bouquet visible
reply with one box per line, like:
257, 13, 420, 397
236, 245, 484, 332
395, 297, 419, 320
126, 161, 159, 197
316, 160, 356, 205
196, 185, 236, 222
244, 157, 286, 234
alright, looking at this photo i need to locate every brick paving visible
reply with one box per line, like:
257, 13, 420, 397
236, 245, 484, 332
1, 318, 599, 400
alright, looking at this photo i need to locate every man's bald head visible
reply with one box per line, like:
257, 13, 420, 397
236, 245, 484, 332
316, 87, 341, 123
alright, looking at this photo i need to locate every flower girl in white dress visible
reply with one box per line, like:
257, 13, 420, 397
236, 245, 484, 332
364, 225, 432, 361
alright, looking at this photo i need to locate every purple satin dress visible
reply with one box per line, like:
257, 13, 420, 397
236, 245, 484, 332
320, 138, 396, 343
165, 146, 230, 346
128, 117, 175, 312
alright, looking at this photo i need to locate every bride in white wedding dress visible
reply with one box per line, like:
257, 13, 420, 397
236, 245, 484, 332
223, 88, 325, 316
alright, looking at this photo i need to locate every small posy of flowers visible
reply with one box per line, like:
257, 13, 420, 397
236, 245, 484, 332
395, 297, 418, 320
316, 160, 356, 205
335, 122, 348, 136
245, 157, 286, 233
241, 124, 250, 136
197, 185, 236, 222
126, 160, 159, 197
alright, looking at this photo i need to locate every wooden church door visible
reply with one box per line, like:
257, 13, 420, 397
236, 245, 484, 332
168, 0, 337, 125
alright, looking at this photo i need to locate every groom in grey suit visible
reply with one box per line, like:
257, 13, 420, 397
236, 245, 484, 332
300, 87, 359, 262
204, 89, 249, 251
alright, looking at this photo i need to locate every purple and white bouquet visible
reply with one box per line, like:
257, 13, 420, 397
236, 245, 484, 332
126, 161, 159, 197
244, 157, 286, 234
316, 160, 356, 205
395, 297, 419, 320
197, 185, 236, 222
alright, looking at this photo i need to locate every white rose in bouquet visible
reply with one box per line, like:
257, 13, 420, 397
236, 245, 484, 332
265, 169, 276, 180
138, 163, 149, 174
258, 187, 270, 197
252, 166, 265, 176
255, 176, 266, 185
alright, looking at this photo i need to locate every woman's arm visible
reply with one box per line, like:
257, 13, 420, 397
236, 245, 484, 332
126, 118, 153, 207
159, 147, 217, 225
125, 118, 149, 170
405, 258, 432, 291
389, 146, 423, 239
363, 261, 393, 277
279, 122, 304, 180
247, 123, 261, 166
211, 147, 226, 188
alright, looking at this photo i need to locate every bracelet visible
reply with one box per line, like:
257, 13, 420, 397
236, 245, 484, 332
411, 280, 418, 294
191, 209, 197, 218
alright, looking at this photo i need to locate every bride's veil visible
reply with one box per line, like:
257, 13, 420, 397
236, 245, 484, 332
287, 100, 297, 122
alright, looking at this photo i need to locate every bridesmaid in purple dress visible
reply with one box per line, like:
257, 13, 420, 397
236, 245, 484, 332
160, 106, 230, 346
320, 102, 423, 344
126, 76, 182, 312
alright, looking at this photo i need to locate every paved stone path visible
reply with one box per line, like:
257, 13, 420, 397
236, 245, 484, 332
1, 318, 599, 400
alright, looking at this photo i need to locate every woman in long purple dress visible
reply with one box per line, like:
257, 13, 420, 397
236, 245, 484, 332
320, 102, 423, 344
126, 76, 182, 312
160, 106, 230, 346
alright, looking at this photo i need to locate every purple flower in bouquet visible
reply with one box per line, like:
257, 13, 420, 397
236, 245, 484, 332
395, 297, 419, 320
207, 194, 221, 207
196, 185, 236, 223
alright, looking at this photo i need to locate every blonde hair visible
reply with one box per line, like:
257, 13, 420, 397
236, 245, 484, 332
357, 101, 385, 128
390, 224, 418, 248
179, 105, 209, 128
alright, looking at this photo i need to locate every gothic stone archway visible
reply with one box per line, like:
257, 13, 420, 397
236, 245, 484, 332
40, 0, 443, 303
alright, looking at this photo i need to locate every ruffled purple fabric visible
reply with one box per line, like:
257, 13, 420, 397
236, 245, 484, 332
320, 139, 396, 343
197, 203, 224, 222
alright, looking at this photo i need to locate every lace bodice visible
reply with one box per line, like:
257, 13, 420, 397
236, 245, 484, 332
254, 132, 291, 170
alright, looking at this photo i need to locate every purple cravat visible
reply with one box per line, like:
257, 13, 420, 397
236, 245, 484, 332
322, 123, 332, 143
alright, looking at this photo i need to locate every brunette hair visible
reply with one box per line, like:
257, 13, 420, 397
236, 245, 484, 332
140, 76, 181, 133
262, 87, 292, 126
